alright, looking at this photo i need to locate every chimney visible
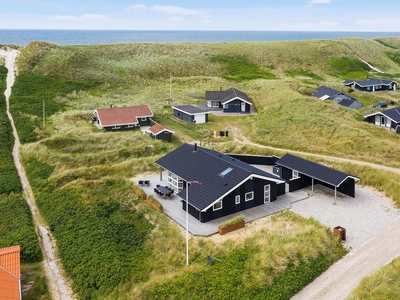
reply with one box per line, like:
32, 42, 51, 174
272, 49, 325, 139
194, 143, 197, 152
110, 104, 113, 108
220, 86, 222, 91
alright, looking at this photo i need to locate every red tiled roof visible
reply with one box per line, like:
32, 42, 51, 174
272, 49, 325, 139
149, 124, 174, 135
0, 246, 20, 278
96, 105, 153, 127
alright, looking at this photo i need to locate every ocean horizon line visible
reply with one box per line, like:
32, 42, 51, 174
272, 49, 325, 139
1, 29, 400, 46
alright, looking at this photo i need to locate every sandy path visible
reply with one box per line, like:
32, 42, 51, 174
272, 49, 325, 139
1, 48, 75, 300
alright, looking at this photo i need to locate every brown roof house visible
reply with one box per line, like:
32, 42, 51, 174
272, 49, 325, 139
92, 105, 154, 131
147, 123, 175, 142
0, 245, 21, 300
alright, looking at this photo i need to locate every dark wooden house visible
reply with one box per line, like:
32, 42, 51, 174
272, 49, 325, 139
172, 105, 209, 124
205, 87, 253, 113
147, 123, 175, 141
364, 107, 400, 132
343, 78, 398, 92
92, 105, 153, 131
275, 153, 359, 204
155, 144, 286, 223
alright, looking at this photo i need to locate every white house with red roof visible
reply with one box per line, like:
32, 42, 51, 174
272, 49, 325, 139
92, 105, 153, 131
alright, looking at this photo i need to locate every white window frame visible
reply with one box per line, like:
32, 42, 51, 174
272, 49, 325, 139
245, 191, 254, 202
213, 200, 222, 211
127, 124, 134, 128
293, 170, 300, 179
112, 125, 121, 130
235, 195, 240, 205
264, 185, 271, 203
141, 117, 147, 121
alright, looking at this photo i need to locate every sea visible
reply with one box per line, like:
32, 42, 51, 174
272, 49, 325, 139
1, 30, 400, 46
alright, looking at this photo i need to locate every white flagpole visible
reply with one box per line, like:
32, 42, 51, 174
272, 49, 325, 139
186, 182, 189, 265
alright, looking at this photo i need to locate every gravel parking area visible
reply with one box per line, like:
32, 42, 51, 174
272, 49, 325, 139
290, 185, 400, 250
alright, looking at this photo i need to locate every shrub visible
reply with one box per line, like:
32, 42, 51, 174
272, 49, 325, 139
0, 194, 42, 262
219, 214, 245, 228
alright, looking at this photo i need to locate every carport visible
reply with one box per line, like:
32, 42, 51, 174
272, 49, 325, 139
276, 154, 359, 204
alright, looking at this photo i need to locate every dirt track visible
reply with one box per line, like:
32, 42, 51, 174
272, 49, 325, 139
1, 48, 75, 300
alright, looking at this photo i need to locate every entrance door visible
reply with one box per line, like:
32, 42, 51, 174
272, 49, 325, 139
264, 185, 270, 203
241, 102, 246, 112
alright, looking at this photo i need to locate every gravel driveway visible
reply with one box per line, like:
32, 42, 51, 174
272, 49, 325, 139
290, 185, 400, 250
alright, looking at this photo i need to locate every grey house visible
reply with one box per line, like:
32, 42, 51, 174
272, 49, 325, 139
311, 86, 362, 109
343, 78, 398, 92
205, 87, 253, 113
172, 105, 209, 124
364, 107, 400, 132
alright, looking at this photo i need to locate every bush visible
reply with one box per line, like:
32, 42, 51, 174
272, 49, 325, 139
219, 214, 244, 228
0, 194, 42, 262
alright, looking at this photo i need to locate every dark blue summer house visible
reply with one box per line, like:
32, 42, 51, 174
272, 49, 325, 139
275, 154, 359, 204
364, 106, 400, 133
311, 85, 362, 109
172, 105, 209, 124
343, 78, 398, 92
205, 87, 253, 113
155, 144, 285, 223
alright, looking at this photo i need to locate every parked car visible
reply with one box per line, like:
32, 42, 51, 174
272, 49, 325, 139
373, 101, 388, 108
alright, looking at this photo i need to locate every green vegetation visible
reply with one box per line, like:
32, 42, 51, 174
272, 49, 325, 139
347, 256, 400, 300
219, 214, 244, 228
209, 54, 277, 81
8, 38, 400, 299
0, 194, 42, 262
21, 262, 51, 300
329, 57, 370, 79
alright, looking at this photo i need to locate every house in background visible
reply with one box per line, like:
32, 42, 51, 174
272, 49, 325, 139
311, 85, 362, 109
147, 123, 175, 141
275, 153, 359, 203
155, 143, 286, 223
343, 78, 398, 92
0, 245, 21, 300
364, 106, 400, 133
205, 87, 254, 113
172, 105, 209, 124
92, 105, 153, 130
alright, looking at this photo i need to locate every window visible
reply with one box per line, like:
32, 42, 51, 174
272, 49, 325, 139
235, 195, 240, 205
293, 170, 300, 179
220, 167, 233, 177
127, 124, 134, 128
112, 125, 121, 130
213, 200, 222, 211
245, 192, 254, 201
264, 185, 270, 203
141, 117, 147, 121
211, 100, 219, 107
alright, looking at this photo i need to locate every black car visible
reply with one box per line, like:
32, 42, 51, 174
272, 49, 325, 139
373, 101, 388, 108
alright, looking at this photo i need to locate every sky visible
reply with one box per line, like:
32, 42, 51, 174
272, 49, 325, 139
1, 0, 400, 31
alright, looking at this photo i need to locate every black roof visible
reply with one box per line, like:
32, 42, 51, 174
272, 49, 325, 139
205, 88, 252, 105
172, 105, 208, 115
336, 98, 362, 109
155, 144, 284, 211
276, 153, 358, 187
312, 86, 343, 99
365, 107, 400, 123
343, 78, 398, 87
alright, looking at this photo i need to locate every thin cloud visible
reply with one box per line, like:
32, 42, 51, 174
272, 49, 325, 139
52, 14, 107, 21
308, 0, 332, 4
126, 4, 147, 10
151, 5, 202, 16
169, 17, 184, 21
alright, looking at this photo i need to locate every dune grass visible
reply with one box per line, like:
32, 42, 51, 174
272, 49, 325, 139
346, 256, 400, 300
9, 38, 400, 299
